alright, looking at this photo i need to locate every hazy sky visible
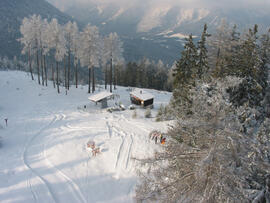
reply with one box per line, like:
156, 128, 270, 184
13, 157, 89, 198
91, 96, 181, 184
47, 0, 270, 11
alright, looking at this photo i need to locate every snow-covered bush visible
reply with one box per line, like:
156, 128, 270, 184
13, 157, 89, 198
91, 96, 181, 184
144, 108, 152, 118
155, 104, 173, 122
132, 109, 137, 119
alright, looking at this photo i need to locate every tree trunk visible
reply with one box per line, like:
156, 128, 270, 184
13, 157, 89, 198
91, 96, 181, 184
52, 63, 55, 88
28, 48, 34, 80
105, 64, 107, 90
92, 67, 95, 93
41, 52, 44, 86
44, 55, 47, 86
75, 62, 78, 88
110, 57, 113, 93
36, 50, 40, 85
88, 68, 91, 94
64, 55, 67, 90
56, 61, 60, 94
68, 50, 71, 90
114, 65, 116, 90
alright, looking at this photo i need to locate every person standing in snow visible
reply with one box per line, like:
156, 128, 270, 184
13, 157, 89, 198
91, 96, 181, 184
4, 118, 8, 127
155, 136, 158, 144
161, 137, 166, 145
160, 134, 163, 143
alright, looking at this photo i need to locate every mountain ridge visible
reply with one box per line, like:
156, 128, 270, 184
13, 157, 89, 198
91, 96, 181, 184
0, 0, 74, 60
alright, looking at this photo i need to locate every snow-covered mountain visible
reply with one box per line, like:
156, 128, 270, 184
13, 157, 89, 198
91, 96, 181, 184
46, 0, 270, 64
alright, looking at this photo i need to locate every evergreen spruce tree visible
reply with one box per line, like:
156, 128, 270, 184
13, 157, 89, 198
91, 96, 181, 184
172, 34, 198, 116
197, 24, 211, 80
226, 24, 241, 75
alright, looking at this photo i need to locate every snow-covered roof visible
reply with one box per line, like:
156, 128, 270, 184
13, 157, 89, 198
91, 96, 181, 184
88, 91, 113, 102
130, 88, 154, 101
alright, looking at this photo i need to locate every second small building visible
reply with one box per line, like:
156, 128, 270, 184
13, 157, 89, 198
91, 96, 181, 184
130, 88, 154, 107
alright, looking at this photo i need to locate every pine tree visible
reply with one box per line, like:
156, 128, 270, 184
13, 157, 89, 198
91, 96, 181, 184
197, 24, 211, 80
172, 34, 198, 116
224, 24, 241, 76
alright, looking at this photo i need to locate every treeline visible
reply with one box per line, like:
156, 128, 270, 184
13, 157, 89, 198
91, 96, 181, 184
18, 14, 175, 93
19, 14, 123, 94
136, 22, 270, 202
115, 59, 173, 91
0, 56, 27, 71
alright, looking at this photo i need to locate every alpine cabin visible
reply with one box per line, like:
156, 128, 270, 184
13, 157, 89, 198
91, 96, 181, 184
130, 88, 154, 107
88, 91, 114, 108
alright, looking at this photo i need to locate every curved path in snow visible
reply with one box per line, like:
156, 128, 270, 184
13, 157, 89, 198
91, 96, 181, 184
23, 112, 87, 203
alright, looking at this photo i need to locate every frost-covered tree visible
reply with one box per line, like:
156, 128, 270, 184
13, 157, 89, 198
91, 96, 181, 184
172, 34, 198, 115
136, 77, 270, 202
39, 18, 50, 86
22, 15, 43, 84
100, 39, 110, 90
197, 24, 211, 80
104, 33, 124, 92
68, 21, 80, 88
19, 17, 35, 80
79, 24, 100, 93
47, 18, 67, 93
207, 19, 232, 77
64, 21, 79, 90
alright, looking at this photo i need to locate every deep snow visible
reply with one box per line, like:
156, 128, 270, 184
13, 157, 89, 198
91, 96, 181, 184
0, 71, 172, 203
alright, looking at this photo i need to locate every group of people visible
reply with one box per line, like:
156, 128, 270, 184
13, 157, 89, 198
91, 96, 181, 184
149, 130, 166, 144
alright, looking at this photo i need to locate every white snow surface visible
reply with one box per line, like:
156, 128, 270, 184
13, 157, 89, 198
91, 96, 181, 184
0, 71, 172, 203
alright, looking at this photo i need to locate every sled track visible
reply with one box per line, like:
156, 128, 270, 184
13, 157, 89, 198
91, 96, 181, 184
23, 112, 87, 203
43, 113, 87, 203
113, 124, 134, 171
27, 173, 37, 203
23, 114, 59, 203
63, 123, 106, 131
115, 135, 125, 169
125, 134, 134, 170
44, 145, 87, 203
106, 121, 113, 138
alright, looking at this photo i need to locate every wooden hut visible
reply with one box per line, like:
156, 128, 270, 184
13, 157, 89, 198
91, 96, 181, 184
130, 88, 154, 107
88, 91, 114, 108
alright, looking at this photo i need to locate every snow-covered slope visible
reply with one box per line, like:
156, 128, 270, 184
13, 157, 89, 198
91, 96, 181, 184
0, 71, 172, 202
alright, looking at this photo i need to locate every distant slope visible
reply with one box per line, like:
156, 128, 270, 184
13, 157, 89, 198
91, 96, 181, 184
0, 0, 74, 60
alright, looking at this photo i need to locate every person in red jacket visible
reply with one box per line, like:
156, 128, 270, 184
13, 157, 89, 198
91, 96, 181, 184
161, 137, 166, 145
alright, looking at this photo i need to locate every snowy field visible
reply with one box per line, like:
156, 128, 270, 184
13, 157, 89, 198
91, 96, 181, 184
0, 71, 172, 203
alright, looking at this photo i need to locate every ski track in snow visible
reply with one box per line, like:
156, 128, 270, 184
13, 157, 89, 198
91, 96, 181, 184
126, 134, 134, 170
23, 112, 87, 203
64, 123, 105, 131
112, 121, 134, 172
22, 114, 59, 203
43, 113, 87, 203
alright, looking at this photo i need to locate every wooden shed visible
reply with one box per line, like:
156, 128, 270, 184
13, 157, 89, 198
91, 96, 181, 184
88, 91, 114, 108
130, 88, 154, 107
